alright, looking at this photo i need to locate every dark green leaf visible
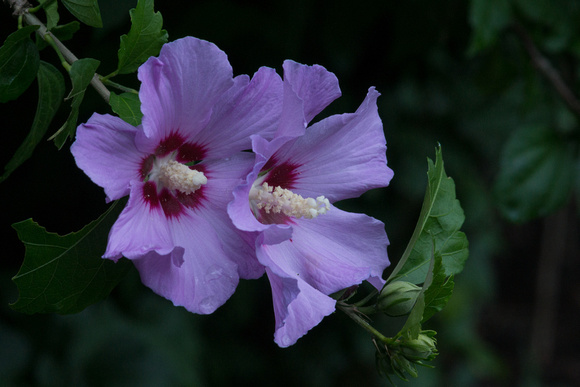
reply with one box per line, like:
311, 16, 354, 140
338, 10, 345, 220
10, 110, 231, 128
421, 252, 454, 323
387, 146, 469, 285
39, 0, 60, 30
61, 0, 102, 28
1, 61, 65, 183
11, 199, 131, 315
494, 125, 575, 222
117, 0, 168, 75
50, 58, 100, 149
109, 91, 142, 126
467, 0, 512, 55
0, 26, 40, 103
36, 22, 80, 50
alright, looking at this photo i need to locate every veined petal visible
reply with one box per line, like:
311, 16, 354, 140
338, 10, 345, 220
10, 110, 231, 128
104, 181, 175, 260
259, 205, 389, 295
138, 37, 234, 142
133, 209, 239, 314
282, 60, 341, 123
268, 88, 393, 202
197, 153, 265, 279
195, 67, 284, 158
71, 113, 144, 202
264, 265, 336, 348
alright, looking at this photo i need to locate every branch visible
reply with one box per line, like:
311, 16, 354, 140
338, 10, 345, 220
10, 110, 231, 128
512, 22, 580, 116
4, 0, 111, 102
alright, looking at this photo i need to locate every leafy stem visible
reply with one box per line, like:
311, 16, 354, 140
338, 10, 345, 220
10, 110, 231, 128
18, 10, 110, 102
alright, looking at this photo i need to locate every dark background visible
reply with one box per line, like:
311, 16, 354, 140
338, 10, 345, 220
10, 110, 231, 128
1, 0, 579, 386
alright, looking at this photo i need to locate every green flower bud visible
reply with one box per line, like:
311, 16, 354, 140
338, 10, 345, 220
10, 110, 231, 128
378, 281, 421, 316
400, 331, 438, 361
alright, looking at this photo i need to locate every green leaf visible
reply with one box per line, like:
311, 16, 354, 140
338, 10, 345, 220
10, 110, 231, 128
109, 91, 142, 126
387, 146, 469, 285
117, 0, 168, 75
421, 252, 454, 323
39, 0, 60, 30
467, 0, 512, 55
1, 61, 65, 183
61, 0, 102, 28
50, 57, 100, 149
11, 199, 131, 315
36, 22, 80, 50
494, 125, 575, 222
0, 25, 40, 103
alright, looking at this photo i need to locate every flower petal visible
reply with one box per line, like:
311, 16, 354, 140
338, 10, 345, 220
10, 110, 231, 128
282, 60, 341, 123
268, 88, 394, 202
71, 113, 144, 202
264, 266, 335, 348
134, 209, 239, 314
195, 67, 284, 158
260, 205, 389, 295
104, 181, 175, 260
138, 37, 234, 142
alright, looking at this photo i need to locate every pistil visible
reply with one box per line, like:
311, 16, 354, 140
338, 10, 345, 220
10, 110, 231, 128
250, 182, 330, 220
158, 160, 207, 194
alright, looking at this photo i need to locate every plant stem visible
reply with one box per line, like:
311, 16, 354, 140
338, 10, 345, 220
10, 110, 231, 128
100, 77, 138, 94
14, 8, 111, 102
337, 301, 393, 345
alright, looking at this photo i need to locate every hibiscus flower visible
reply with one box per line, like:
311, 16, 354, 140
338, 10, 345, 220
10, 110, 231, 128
228, 61, 394, 347
71, 37, 284, 314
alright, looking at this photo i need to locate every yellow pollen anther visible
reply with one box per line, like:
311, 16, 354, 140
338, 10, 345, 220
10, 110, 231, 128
159, 160, 207, 194
250, 182, 330, 219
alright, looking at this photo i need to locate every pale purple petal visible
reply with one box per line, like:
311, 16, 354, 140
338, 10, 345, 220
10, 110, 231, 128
138, 37, 234, 142
195, 153, 264, 279
195, 67, 284, 157
134, 209, 239, 314
104, 181, 175, 260
71, 113, 144, 202
282, 60, 341, 123
260, 205, 389, 295
264, 266, 336, 348
269, 88, 393, 202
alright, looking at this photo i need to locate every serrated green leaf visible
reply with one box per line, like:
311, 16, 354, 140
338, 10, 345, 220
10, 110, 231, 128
387, 146, 469, 285
50, 58, 100, 149
109, 91, 142, 126
117, 0, 168, 75
494, 125, 575, 222
421, 252, 454, 323
39, 0, 60, 30
61, 0, 102, 28
36, 22, 80, 50
11, 199, 130, 315
0, 25, 40, 103
1, 61, 65, 183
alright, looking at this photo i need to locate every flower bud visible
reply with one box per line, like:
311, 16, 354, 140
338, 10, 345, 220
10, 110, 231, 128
377, 281, 421, 316
400, 331, 438, 361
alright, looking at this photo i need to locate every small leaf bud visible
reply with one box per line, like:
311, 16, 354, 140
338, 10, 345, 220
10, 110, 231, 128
378, 281, 422, 316
400, 330, 438, 361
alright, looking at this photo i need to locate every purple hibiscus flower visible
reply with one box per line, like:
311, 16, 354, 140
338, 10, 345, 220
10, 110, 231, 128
228, 61, 394, 347
71, 37, 285, 314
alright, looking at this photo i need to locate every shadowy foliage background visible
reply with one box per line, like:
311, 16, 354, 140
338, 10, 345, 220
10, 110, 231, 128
1, 0, 579, 385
